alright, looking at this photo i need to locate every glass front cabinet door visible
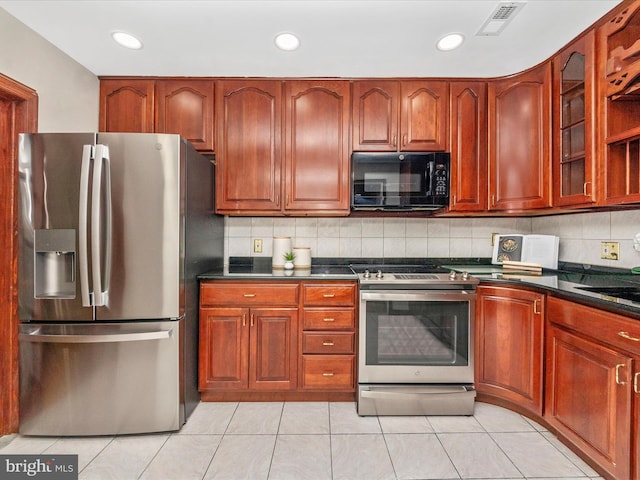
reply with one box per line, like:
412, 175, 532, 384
553, 31, 596, 206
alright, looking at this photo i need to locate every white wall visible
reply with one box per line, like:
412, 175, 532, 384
225, 209, 640, 270
0, 8, 99, 132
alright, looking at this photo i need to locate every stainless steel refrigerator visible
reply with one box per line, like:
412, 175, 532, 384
17, 133, 223, 436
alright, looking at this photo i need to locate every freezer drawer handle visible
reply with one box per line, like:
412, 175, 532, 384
19, 330, 172, 344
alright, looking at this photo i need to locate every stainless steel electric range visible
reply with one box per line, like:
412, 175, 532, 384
350, 263, 479, 416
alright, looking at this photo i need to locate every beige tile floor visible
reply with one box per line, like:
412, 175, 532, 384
0, 401, 605, 480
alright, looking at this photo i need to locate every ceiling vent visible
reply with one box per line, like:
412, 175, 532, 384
476, 1, 526, 36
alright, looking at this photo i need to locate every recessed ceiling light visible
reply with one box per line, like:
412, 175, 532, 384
274, 32, 300, 51
111, 31, 143, 50
436, 33, 465, 52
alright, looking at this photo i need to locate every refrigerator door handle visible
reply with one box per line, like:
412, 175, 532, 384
91, 144, 112, 307
79, 144, 93, 307
19, 329, 172, 344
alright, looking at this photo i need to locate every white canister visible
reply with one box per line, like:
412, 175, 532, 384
272, 236, 292, 269
293, 247, 311, 269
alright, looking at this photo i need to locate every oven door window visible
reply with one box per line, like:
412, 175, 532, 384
364, 299, 469, 367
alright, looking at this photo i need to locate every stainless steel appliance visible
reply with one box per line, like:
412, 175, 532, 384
351, 152, 449, 211
353, 264, 478, 416
17, 133, 223, 436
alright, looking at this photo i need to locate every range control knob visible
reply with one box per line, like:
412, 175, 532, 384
363, 269, 371, 279
376, 270, 384, 279
462, 271, 470, 280
449, 271, 457, 280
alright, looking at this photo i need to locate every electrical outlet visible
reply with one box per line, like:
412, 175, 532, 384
601, 241, 619, 260
253, 239, 263, 254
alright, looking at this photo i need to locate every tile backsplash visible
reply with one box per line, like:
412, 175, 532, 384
224, 209, 640, 270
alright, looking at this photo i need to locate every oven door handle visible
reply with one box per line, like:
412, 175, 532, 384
360, 291, 476, 302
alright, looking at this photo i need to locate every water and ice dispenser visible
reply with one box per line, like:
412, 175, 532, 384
34, 229, 76, 298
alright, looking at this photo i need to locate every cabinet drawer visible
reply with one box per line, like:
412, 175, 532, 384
303, 309, 355, 330
548, 296, 640, 356
301, 355, 355, 389
302, 283, 357, 306
201, 283, 298, 306
302, 332, 355, 354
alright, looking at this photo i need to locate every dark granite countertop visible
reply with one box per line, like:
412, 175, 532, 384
198, 257, 640, 320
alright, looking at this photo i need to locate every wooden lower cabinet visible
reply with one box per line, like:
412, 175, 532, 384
199, 282, 299, 393
199, 280, 357, 400
475, 285, 544, 415
545, 296, 640, 480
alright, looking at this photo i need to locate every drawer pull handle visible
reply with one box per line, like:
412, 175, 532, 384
242, 314, 246, 327
322, 372, 334, 377
322, 294, 335, 298
618, 331, 640, 342
616, 363, 627, 385
243, 293, 256, 298
250, 314, 254, 327
322, 342, 335, 346
323, 318, 335, 322
635, 372, 640, 394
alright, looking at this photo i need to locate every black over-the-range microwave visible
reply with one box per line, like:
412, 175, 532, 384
351, 151, 450, 211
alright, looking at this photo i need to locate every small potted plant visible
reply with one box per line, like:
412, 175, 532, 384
283, 251, 295, 270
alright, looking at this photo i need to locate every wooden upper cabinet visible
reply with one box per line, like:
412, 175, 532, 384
599, 0, 640, 205
215, 80, 282, 213
284, 80, 351, 214
352, 80, 448, 152
352, 81, 399, 151
449, 81, 488, 212
552, 31, 596, 207
155, 80, 215, 152
401, 81, 449, 151
99, 79, 155, 133
488, 62, 552, 211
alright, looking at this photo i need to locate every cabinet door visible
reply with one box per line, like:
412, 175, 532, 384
250, 308, 298, 390
553, 31, 596, 206
99, 79, 155, 133
400, 81, 448, 151
488, 63, 552, 210
545, 325, 632, 480
352, 81, 399, 151
199, 307, 249, 390
449, 81, 488, 211
475, 286, 544, 414
155, 79, 215, 152
216, 80, 283, 213
284, 80, 350, 214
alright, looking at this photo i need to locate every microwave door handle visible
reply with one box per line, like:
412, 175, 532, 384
78, 145, 93, 307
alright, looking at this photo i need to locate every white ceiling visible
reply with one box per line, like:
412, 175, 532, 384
0, 0, 622, 78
